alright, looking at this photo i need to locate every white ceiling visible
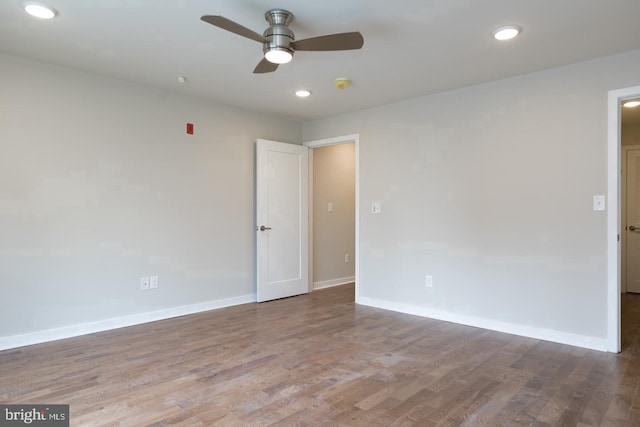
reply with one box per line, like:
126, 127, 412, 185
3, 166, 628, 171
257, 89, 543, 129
1, 0, 640, 122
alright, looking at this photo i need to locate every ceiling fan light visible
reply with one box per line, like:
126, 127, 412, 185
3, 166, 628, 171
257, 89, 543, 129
265, 48, 292, 64
492, 25, 520, 41
23, 2, 57, 19
623, 100, 640, 108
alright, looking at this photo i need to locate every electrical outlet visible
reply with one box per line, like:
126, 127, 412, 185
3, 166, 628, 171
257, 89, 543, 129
425, 275, 433, 288
344, 254, 350, 263
140, 276, 150, 290
150, 275, 159, 289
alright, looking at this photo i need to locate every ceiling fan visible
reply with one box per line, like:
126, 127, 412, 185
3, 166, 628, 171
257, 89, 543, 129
201, 9, 364, 74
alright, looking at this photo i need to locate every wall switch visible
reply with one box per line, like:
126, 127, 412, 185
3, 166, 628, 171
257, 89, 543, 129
150, 275, 159, 289
425, 275, 433, 288
593, 195, 605, 211
371, 202, 381, 214
140, 276, 150, 290
328, 202, 333, 213
345, 254, 350, 264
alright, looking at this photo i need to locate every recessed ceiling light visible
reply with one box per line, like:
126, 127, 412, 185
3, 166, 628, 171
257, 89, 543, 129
23, 2, 57, 19
295, 89, 311, 98
491, 25, 520, 41
623, 100, 640, 108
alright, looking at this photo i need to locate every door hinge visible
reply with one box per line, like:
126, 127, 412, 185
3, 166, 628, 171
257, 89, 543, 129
618, 234, 621, 242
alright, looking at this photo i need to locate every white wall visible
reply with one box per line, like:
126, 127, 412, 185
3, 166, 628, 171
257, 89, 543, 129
303, 49, 640, 350
312, 143, 356, 288
0, 52, 301, 346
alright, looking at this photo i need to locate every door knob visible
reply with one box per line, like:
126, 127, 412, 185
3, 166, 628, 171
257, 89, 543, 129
631, 226, 637, 231
259, 225, 272, 231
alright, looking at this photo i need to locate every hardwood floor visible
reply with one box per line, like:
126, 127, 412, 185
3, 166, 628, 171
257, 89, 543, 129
1, 284, 640, 426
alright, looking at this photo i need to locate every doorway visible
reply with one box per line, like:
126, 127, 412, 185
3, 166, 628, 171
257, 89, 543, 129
622, 145, 640, 294
608, 85, 640, 352
304, 134, 360, 300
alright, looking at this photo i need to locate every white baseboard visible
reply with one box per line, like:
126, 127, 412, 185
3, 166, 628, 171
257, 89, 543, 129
3, 292, 608, 353
0, 293, 256, 351
313, 276, 355, 290
356, 296, 609, 352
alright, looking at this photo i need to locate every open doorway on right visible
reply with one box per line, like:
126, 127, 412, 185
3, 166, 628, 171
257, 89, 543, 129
622, 100, 640, 294
311, 142, 356, 293
620, 97, 640, 350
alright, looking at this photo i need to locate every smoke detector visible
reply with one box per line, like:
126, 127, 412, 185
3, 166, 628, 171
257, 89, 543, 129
334, 78, 351, 90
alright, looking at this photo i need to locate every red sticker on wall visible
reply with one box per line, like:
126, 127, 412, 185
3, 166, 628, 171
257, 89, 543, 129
186, 123, 194, 135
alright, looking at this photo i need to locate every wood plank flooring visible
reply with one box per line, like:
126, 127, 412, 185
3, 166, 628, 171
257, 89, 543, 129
1, 284, 640, 426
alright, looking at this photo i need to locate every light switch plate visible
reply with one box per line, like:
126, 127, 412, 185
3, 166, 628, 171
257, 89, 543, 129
371, 202, 381, 214
593, 195, 605, 211
150, 275, 159, 289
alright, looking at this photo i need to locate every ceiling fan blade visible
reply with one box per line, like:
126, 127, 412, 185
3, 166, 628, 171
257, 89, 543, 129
292, 32, 364, 51
201, 15, 267, 43
253, 58, 279, 74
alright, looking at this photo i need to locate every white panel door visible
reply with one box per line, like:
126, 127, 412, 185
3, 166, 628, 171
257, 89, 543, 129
256, 139, 309, 302
626, 149, 640, 293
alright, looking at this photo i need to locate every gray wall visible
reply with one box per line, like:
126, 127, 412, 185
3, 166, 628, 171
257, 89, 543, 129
303, 49, 640, 347
4, 45, 640, 351
0, 52, 301, 339
312, 143, 356, 288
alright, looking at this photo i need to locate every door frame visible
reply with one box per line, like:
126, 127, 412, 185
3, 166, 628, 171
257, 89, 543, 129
607, 85, 640, 352
303, 134, 360, 300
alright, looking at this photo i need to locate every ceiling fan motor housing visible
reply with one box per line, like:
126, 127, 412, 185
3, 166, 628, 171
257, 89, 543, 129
200, 8, 364, 73
263, 9, 295, 59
